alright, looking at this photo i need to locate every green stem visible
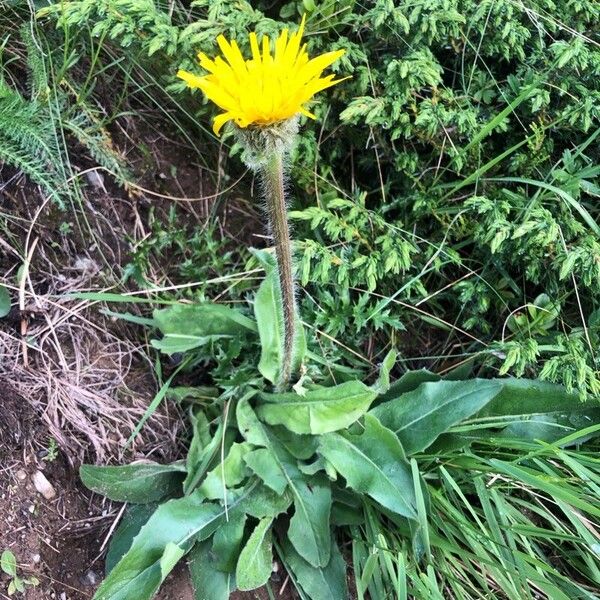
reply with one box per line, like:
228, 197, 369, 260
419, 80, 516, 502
262, 150, 296, 390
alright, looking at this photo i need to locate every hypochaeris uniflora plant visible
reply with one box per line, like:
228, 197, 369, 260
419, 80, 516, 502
179, 16, 346, 389
40, 11, 598, 600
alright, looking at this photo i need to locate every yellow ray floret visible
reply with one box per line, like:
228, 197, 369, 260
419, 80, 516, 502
177, 16, 346, 135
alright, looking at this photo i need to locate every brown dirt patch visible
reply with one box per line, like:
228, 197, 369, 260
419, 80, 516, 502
0, 386, 109, 599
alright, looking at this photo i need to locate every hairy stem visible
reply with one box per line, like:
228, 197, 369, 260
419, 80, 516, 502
262, 150, 296, 389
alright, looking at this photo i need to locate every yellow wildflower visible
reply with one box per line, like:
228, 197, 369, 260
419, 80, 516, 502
177, 16, 346, 135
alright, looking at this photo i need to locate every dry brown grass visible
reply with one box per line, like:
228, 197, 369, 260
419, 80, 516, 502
0, 177, 183, 465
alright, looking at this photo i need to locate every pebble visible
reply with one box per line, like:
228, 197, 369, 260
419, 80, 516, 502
16, 469, 27, 481
85, 169, 106, 190
81, 570, 99, 586
32, 470, 56, 500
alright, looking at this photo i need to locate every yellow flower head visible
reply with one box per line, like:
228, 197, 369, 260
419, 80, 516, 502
177, 16, 346, 136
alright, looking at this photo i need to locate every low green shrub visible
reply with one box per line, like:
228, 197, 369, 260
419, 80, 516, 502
37, 0, 600, 395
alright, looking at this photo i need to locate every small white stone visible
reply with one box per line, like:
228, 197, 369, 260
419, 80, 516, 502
32, 470, 56, 500
82, 570, 99, 586
85, 169, 106, 191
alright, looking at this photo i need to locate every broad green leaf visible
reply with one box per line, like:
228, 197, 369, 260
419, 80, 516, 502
287, 473, 332, 568
318, 414, 417, 519
412, 379, 592, 451
160, 542, 185, 576
237, 398, 331, 566
101, 308, 155, 327
280, 536, 348, 600
331, 502, 363, 526
0, 285, 10, 318
151, 333, 227, 355
184, 410, 211, 490
235, 517, 274, 591
257, 381, 377, 434
371, 379, 504, 454
479, 378, 582, 417
198, 442, 253, 500
242, 482, 293, 519
377, 369, 441, 403
1, 550, 17, 577
500, 410, 600, 443
274, 426, 318, 459
80, 462, 186, 503
298, 456, 334, 478
152, 303, 255, 355
189, 539, 235, 600
254, 251, 306, 384
244, 448, 287, 495
237, 395, 270, 447
105, 504, 156, 574
212, 513, 247, 572
93, 491, 236, 600
254, 265, 283, 384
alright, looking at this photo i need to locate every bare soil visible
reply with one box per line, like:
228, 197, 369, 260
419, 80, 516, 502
0, 385, 107, 599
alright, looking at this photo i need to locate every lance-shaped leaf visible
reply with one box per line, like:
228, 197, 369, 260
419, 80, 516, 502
198, 442, 253, 500
377, 369, 441, 403
244, 448, 287, 495
236, 517, 274, 591
80, 462, 186, 504
280, 536, 348, 600
257, 381, 377, 434
212, 513, 247, 572
370, 379, 503, 455
287, 473, 332, 568
241, 482, 293, 519
479, 378, 582, 416
253, 251, 306, 384
189, 539, 235, 600
372, 377, 584, 455
105, 504, 156, 573
93, 491, 236, 600
318, 414, 417, 519
0, 285, 10, 318
184, 410, 217, 494
152, 303, 256, 354
373, 349, 398, 394
237, 398, 331, 567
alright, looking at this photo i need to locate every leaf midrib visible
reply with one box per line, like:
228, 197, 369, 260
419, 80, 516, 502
389, 383, 501, 435
263, 390, 373, 409
330, 434, 416, 518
